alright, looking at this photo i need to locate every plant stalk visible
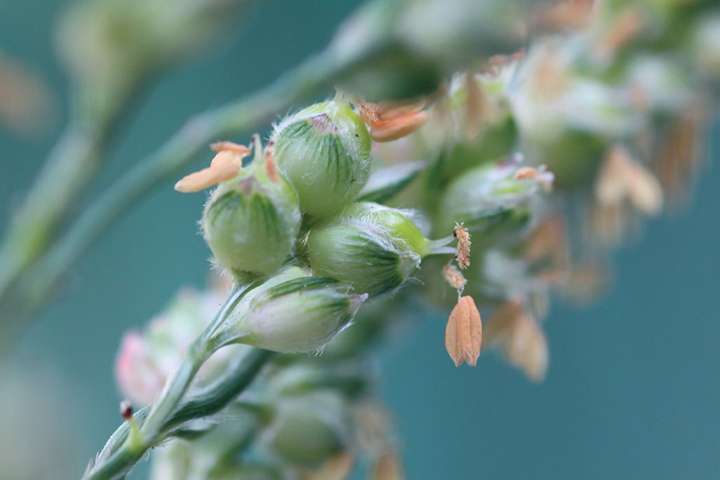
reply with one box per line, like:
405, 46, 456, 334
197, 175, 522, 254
84, 283, 271, 480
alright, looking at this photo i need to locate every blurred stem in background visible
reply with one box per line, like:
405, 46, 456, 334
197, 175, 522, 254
0, 87, 133, 308
0, 0, 258, 337
0, 49, 357, 340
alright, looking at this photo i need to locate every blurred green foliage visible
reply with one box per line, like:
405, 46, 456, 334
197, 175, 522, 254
1, 0, 719, 478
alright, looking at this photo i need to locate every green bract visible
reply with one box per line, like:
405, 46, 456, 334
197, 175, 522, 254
202, 158, 301, 279
264, 392, 348, 467
437, 163, 551, 234
213, 266, 366, 353
271, 100, 371, 219
426, 72, 517, 193
307, 202, 431, 297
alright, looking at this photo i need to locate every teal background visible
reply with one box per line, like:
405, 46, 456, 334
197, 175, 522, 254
1, 0, 719, 478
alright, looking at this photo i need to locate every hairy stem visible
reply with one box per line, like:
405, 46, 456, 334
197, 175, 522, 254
167, 349, 274, 429
85, 349, 272, 480
139, 348, 208, 442
85, 283, 272, 480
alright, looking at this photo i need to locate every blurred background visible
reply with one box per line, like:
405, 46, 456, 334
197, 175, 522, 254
1, 0, 718, 478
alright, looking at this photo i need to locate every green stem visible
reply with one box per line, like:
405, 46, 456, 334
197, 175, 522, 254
139, 346, 209, 442
0, 119, 106, 293
85, 349, 273, 480
84, 283, 269, 480
166, 349, 274, 429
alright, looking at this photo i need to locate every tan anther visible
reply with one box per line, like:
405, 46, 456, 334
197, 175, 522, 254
521, 165, 554, 191
595, 7, 642, 59
174, 142, 250, 193
654, 110, 703, 202
596, 145, 663, 215
210, 141, 251, 155
453, 223, 471, 270
558, 262, 607, 305
464, 72, 485, 139
352, 402, 394, 458
536, 0, 595, 30
445, 296, 483, 367
626, 164, 663, 215
530, 48, 570, 99
596, 147, 629, 206
372, 451, 404, 480
486, 301, 548, 382
485, 51, 525, 75
443, 263, 467, 292
514, 166, 540, 181
358, 100, 429, 142
305, 452, 354, 480
525, 215, 568, 266
589, 203, 628, 247
264, 145, 279, 182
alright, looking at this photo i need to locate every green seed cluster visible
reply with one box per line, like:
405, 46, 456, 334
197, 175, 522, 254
105, 0, 720, 477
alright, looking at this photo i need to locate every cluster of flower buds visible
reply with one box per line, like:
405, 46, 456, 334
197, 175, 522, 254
170, 87, 561, 374
111, 0, 720, 475
174, 95, 464, 355
117, 273, 404, 478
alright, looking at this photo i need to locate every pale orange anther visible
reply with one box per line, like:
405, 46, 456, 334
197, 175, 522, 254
525, 215, 568, 266
445, 296, 483, 367
264, 147, 279, 183
443, 263, 467, 292
464, 72, 485, 139
359, 100, 429, 142
514, 165, 554, 191
174, 144, 249, 193
514, 166, 539, 180
369, 111, 429, 142
453, 223, 472, 270
372, 451, 404, 480
307, 452, 354, 480
485, 51, 526, 75
210, 141, 251, 155
530, 49, 570, 99
485, 301, 548, 381
536, 0, 595, 30
654, 111, 703, 202
595, 8, 642, 59
596, 145, 662, 215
